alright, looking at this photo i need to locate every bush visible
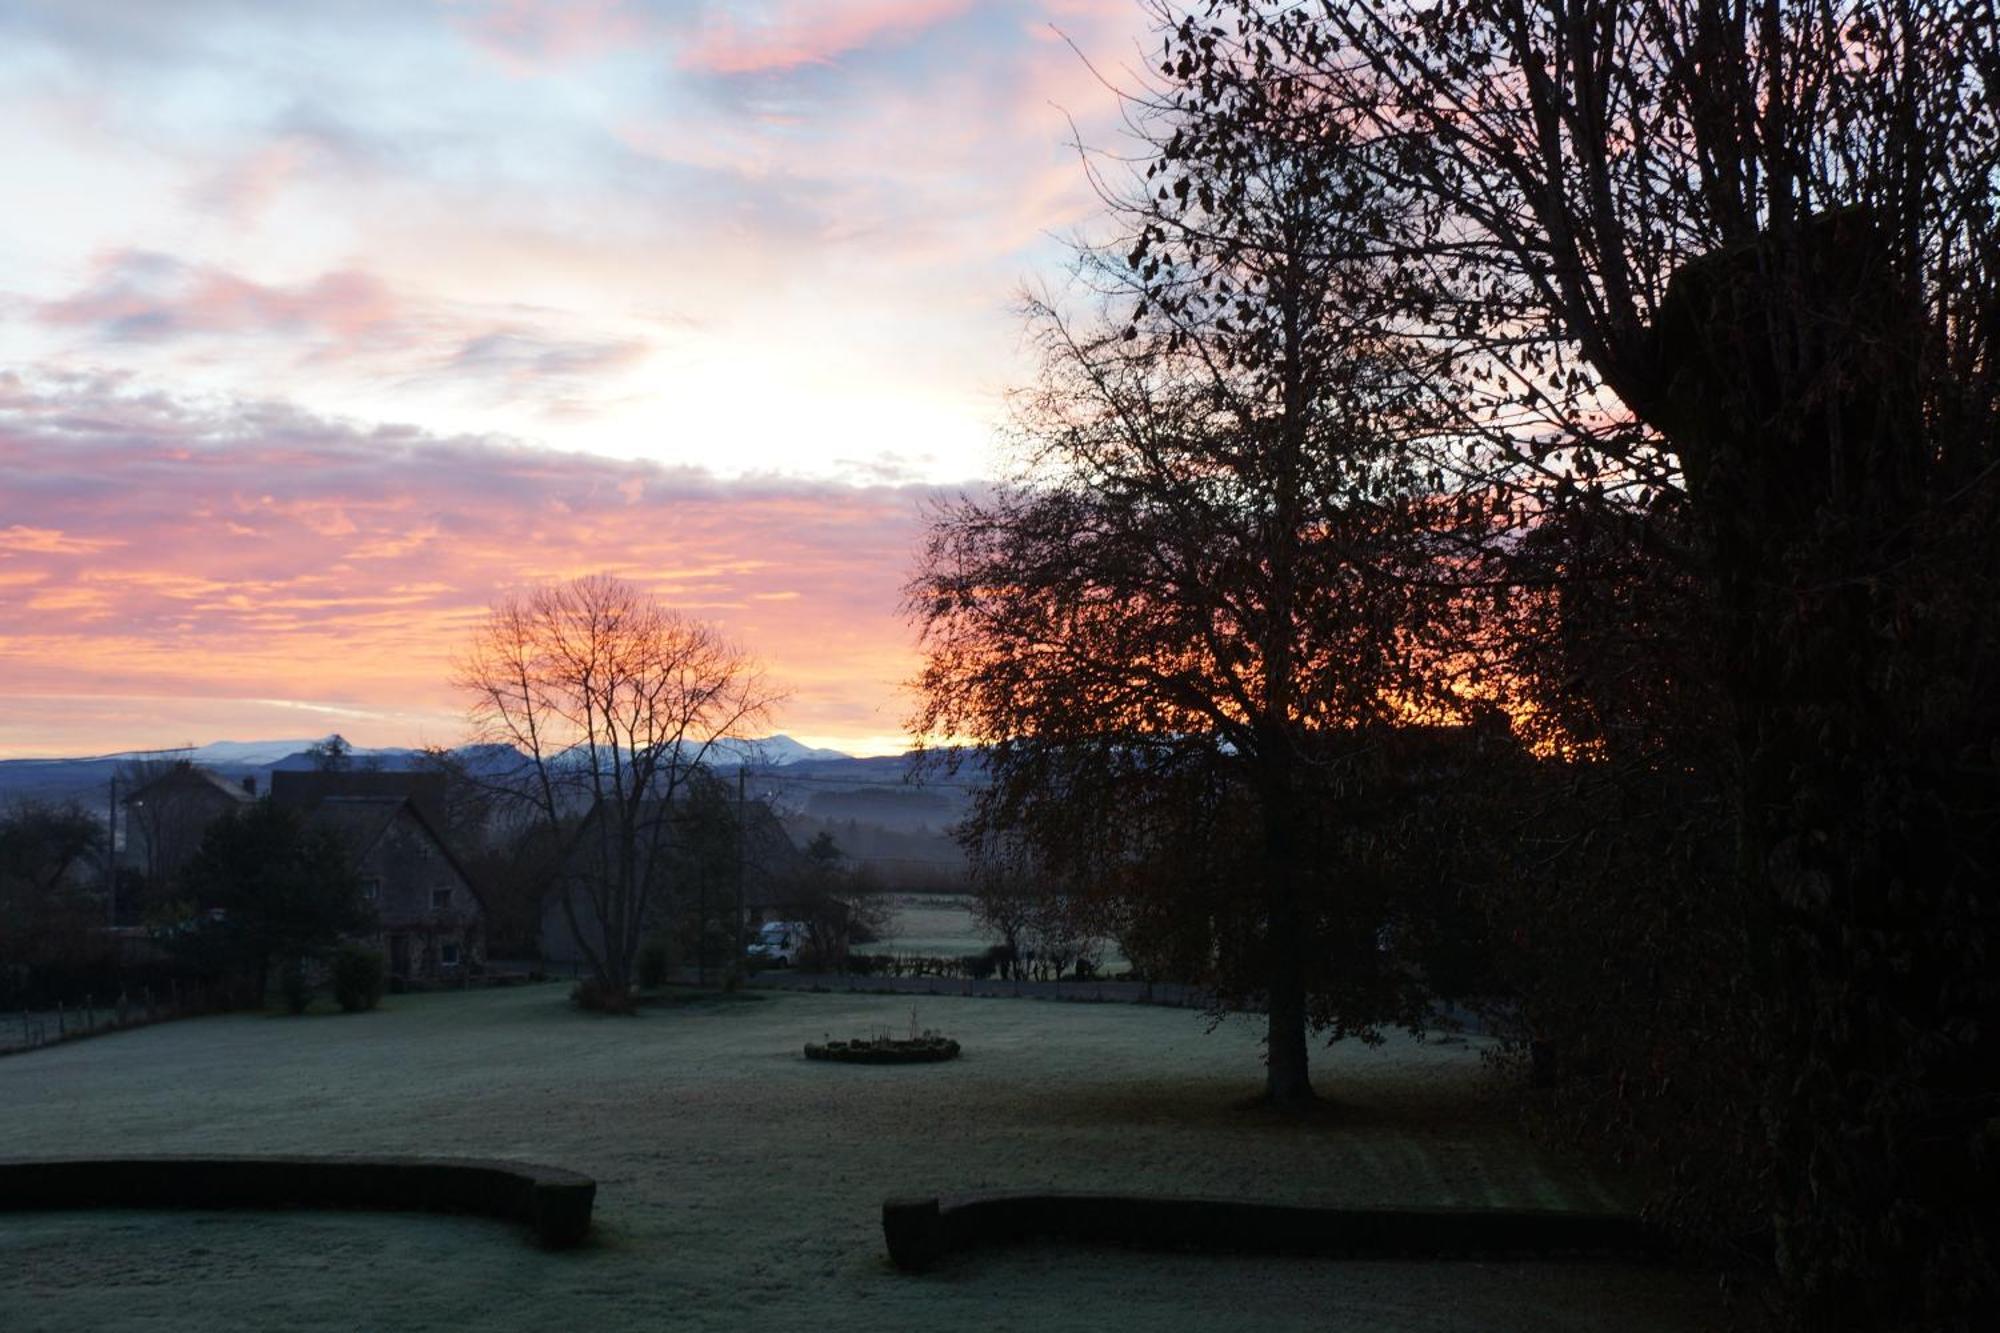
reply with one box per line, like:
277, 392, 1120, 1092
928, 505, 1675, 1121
570, 978, 638, 1014
331, 945, 386, 1013
637, 938, 670, 989
279, 959, 310, 1014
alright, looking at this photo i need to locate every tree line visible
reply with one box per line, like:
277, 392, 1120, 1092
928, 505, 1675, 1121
907, 4, 1997, 1329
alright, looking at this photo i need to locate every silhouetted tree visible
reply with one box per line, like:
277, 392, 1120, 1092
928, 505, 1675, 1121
0, 801, 107, 1003
965, 837, 1039, 980
456, 574, 775, 995
908, 59, 1482, 1103
176, 802, 371, 1007
781, 832, 890, 969
306, 735, 353, 772
1157, 3, 2000, 1322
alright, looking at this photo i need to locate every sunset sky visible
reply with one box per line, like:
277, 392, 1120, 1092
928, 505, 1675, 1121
0, 0, 1154, 759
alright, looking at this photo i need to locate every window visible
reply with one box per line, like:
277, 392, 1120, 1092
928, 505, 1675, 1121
431, 887, 452, 911
439, 942, 461, 967
361, 877, 381, 902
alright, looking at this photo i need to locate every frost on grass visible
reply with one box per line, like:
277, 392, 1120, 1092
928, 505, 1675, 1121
0, 985, 1740, 1332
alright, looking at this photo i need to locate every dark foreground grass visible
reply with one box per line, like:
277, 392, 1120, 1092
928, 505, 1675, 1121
0, 983, 1758, 1332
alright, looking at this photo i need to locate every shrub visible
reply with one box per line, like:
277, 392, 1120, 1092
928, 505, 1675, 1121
637, 938, 670, 989
570, 978, 638, 1014
331, 944, 386, 1013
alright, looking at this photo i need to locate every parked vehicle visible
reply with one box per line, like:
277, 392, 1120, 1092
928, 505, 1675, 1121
746, 921, 809, 968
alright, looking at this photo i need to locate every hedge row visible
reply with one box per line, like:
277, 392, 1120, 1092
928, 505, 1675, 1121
843, 950, 1122, 983
0, 1154, 596, 1248
882, 1192, 1672, 1272
804, 1037, 962, 1064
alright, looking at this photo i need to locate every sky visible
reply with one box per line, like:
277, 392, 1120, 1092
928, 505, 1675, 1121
0, 0, 1157, 759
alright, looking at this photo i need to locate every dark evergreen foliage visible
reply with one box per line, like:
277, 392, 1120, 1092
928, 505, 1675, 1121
174, 801, 372, 1006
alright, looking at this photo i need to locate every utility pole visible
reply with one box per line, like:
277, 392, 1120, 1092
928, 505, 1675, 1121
734, 765, 747, 976
105, 773, 118, 928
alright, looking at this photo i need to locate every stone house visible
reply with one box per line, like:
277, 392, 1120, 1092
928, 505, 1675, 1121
272, 773, 484, 982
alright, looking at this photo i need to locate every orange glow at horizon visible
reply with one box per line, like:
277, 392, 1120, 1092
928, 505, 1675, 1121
0, 386, 946, 760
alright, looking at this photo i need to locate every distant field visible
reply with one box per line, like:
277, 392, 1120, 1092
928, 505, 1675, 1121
869, 892, 1131, 972
0, 985, 1739, 1332
871, 892, 988, 956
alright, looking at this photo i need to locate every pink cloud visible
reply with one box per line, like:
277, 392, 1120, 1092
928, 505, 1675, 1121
446, 0, 649, 70
450, 0, 980, 76
678, 0, 974, 74
0, 525, 125, 555
36, 252, 661, 420
39, 251, 400, 345
192, 138, 312, 223
0, 373, 944, 758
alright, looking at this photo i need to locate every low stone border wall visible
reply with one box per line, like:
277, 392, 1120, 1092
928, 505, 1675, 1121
805, 1037, 961, 1064
0, 1155, 596, 1248
882, 1192, 1669, 1272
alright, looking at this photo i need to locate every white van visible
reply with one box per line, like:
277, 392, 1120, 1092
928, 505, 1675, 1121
747, 920, 809, 968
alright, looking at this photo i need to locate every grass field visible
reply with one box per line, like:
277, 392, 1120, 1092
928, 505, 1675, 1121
871, 892, 1131, 972
869, 891, 988, 957
0, 984, 1742, 1332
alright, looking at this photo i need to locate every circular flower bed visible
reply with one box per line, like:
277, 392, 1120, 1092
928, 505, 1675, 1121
804, 1036, 961, 1064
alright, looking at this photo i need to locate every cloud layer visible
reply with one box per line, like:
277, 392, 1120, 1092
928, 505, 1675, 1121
0, 0, 1160, 755
0, 0, 1152, 479
0, 371, 946, 757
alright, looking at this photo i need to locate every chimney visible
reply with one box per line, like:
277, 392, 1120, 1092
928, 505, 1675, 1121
242, 776, 258, 796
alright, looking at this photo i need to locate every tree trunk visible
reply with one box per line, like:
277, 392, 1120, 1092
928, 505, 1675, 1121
1260, 268, 1314, 1109
1262, 771, 1314, 1107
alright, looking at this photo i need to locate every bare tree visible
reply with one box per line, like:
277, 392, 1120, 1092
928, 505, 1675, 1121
118, 758, 201, 894
965, 838, 1039, 980
457, 574, 775, 995
783, 833, 894, 970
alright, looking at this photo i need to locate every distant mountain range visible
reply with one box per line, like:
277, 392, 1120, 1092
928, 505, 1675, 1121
1, 733, 879, 797
0, 735, 982, 889
85, 733, 854, 771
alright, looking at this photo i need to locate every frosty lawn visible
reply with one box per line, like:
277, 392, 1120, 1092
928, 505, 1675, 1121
0, 985, 1739, 1332
873, 891, 1132, 972
871, 891, 988, 956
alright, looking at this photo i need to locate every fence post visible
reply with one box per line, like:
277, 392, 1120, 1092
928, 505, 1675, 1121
57, 1000, 65, 1039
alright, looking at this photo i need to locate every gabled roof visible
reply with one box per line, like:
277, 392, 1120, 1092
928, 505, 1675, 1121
270, 769, 448, 828
303, 794, 484, 909
122, 763, 254, 807
303, 795, 405, 856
